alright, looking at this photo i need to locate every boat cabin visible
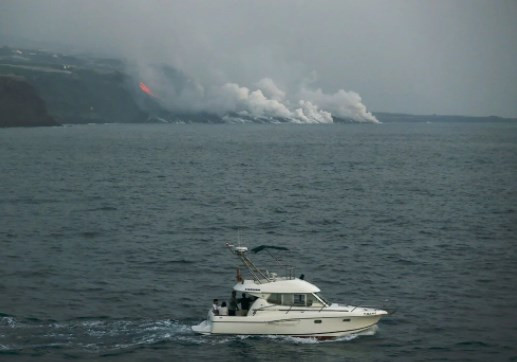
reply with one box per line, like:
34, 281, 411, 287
233, 278, 331, 310
265, 292, 329, 307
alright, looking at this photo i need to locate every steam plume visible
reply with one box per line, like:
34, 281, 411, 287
299, 88, 379, 123
136, 66, 378, 124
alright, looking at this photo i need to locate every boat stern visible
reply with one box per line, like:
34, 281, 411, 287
191, 319, 212, 335
191, 310, 214, 335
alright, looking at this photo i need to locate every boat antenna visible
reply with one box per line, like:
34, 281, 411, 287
226, 243, 270, 283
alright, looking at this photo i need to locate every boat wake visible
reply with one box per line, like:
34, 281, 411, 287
1, 315, 378, 355
0, 315, 191, 354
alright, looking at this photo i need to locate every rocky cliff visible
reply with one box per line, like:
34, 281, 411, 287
0, 75, 59, 127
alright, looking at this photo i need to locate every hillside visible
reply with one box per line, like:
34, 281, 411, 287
1, 46, 514, 126
0, 75, 58, 127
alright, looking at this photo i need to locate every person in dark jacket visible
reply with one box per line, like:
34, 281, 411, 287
229, 291, 239, 316
239, 293, 252, 316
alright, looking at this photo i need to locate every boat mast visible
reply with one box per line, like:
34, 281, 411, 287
226, 243, 270, 283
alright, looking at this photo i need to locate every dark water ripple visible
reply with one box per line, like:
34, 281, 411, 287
1, 123, 516, 360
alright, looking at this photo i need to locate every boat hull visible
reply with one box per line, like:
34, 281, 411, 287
192, 313, 383, 338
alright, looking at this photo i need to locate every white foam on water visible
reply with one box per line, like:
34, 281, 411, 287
0, 316, 17, 328
0, 317, 196, 352
268, 335, 321, 345
0, 316, 380, 352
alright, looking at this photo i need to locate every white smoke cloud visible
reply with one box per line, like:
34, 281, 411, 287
213, 83, 292, 119
208, 82, 333, 123
293, 100, 333, 124
299, 88, 380, 123
255, 78, 286, 101
207, 81, 342, 123
137, 65, 377, 124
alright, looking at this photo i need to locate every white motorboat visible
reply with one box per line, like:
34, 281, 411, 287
192, 243, 388, 339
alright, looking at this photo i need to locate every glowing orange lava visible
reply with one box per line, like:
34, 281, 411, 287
139, 82, 153, 96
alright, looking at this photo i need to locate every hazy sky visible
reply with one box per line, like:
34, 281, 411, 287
1, 0, 516, 117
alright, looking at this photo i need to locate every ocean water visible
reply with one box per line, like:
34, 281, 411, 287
1, 122, 516, 361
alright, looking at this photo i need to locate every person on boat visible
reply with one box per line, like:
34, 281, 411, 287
212, 299, 220, 315
238, 293, 251, 316
218, 301, 228, 316
228, 291, 239, 316
236, 267, 243, 283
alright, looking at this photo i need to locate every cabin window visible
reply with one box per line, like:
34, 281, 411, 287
306, 294, 318, 307
342, 319, 350, 322
293, 294, 306, 306
267, 294, 281, 305
314, 292, 330, 306
267, 293, 316, 307
307, 294, 324, 307
282, 294, 294, 306
314, 320, 322, 324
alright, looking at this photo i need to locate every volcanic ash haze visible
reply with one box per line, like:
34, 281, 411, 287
134, 65, 379, 124
1, 1, 516, 118
0, 1, 387, 123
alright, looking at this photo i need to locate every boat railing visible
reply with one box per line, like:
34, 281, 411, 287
253, 265, 296, 281
226, 243, 295, 283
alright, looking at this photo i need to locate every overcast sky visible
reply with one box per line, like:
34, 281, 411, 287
1, 0, 516, 117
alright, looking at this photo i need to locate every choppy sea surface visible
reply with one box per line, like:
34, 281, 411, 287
1, 122, 516, 361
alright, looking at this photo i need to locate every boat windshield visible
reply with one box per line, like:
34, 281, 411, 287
314, 292, 331, 306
